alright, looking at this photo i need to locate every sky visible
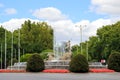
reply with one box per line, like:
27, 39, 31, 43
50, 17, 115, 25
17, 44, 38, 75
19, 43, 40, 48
0, 0, 120, 45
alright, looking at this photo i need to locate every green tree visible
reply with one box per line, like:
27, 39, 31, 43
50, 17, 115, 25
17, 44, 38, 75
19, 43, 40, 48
108, 51, 120, 72
20, 20, 53, 53
69, 54, 89, 73
26, 53, 45, 72
0, 20, 53, 68
96, 21, 120, 60
20, 54, 32, 62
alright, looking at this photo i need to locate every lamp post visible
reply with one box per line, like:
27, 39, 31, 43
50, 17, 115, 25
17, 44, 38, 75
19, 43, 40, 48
76, 25, 86, 54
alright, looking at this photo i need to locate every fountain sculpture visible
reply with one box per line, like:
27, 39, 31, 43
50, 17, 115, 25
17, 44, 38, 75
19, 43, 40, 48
45, 40, 71, 69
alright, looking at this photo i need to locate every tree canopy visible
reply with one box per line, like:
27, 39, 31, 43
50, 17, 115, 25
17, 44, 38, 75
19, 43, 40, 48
72, 21, 120, 61
0, 20, 53, 68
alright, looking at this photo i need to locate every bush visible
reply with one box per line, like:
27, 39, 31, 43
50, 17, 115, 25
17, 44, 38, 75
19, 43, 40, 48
8, 58, 18, 65
26, 53, 45, 72
40, 52, 48, 60
108, 51, 120, 72
69, 54, 89, 73
20, 54, 32, 62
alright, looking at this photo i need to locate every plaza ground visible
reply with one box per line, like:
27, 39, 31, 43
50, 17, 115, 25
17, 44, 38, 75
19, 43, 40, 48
0, 72, 119, 80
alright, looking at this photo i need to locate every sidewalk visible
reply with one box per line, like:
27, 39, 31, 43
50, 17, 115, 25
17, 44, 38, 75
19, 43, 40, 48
0, 72, 119, 80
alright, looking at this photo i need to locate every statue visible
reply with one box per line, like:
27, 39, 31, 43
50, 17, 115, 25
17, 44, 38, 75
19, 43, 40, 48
59, 40, 71, 60
47, 53, 54, 61
65, 40, 71, 53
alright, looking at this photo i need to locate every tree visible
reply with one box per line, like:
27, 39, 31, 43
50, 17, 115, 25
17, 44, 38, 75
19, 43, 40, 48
108, 51, 120, 72
81, 21, 120, 61
69, 54, 89, 73
20, 20, 53, 53
26, 53, 45, 72
20, 54, 32, 62
96, 21, 120, 60
0, 20, 53, 68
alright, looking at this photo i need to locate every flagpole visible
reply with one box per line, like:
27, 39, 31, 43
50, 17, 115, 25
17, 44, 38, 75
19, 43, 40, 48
18, 29, 20, 70
11, 30, 13, 70
5, 30, 7, 69
15, 49, 16, 59
23, 49, 24, 58
1, 43, 2, 69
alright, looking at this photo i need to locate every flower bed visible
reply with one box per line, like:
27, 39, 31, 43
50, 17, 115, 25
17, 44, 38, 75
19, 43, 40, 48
43, 69, 70, 73
90, 68, 115, 73
0, 69, 26, 73
0, 68, 115, 73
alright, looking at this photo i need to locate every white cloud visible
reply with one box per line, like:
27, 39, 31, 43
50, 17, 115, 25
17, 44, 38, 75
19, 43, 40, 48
73, 19, 114, 44
48, 20, 76, 42
0, 18, 39, 31
90, 0, 120, 15
1, 6, 120, 45
4, 8, 17, 15
0, 18, 119, 45
48, 18, 120, 45
84, 19, 112, 36
32, 7, 67, 21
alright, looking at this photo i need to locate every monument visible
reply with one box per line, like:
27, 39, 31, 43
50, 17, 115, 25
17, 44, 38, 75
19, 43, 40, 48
8, 39, 72, 70
45, 40, 71, 69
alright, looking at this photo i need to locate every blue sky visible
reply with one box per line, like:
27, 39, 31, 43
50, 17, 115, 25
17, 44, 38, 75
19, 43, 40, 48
0, 0, 104, 22
0, 0, 120, 45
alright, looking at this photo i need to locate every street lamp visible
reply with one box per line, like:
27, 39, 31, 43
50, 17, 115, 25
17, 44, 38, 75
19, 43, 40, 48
76, 25, 86, 54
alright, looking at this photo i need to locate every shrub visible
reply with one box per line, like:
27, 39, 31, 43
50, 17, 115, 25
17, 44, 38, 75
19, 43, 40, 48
69, 54, 89, 73
40, 52, 48, 60
12, 58, 18, 65
40, 49, 53, 60
108, 51, 120, 72
8, 58, 18, 65
26, 53, 45, 72
20, 54, 32, 62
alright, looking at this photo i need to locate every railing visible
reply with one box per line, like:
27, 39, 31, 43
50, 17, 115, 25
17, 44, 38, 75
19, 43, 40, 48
7, 61, 107, 70
7, 62, 27, 70
89, 62, 107, 68
45, 60, 70, 69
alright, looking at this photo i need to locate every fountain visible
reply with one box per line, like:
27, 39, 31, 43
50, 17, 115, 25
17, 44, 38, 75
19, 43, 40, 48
7, 41, 72, 70
45, 40, 72, 69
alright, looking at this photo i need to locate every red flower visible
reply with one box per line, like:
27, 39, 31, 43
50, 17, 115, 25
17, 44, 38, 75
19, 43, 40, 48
90, 68, 115, 73
43, 69, 70, 73
0, 69, 26, 73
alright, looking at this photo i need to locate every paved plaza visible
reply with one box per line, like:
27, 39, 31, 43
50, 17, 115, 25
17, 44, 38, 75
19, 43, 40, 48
0, 72, 119, 80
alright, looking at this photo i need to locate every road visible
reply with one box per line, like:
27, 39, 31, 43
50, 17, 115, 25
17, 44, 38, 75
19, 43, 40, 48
0, 72, 119, 80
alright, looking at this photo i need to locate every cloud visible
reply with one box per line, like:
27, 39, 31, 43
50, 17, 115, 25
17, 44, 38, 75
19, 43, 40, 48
71, 19, 115, 44
90, 0, 120, 15
84, 19, 112, 37
48, 20, 75, 41
32, 7, 67, 21
48, 18, 119, 45
0, 18, 39, 31
0, 18, 119, 45
1, 6, 120, 45
4, 8, 17, 15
